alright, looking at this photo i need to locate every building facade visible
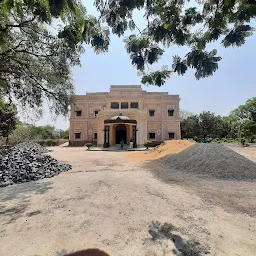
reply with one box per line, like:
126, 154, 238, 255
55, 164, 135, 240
69, 85, 181, 147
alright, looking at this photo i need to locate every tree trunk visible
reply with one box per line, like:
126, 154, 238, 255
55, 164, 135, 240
6, 135, 9, 146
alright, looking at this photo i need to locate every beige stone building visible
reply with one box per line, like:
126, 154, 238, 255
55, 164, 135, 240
69, 85, 181, 147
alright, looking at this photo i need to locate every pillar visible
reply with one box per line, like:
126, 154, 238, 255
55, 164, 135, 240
103, 125, 110, 148
133, 125, 138, 148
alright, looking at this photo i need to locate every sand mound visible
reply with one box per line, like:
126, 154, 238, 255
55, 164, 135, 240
127, 140, 194, 161
155, 143, 256, 181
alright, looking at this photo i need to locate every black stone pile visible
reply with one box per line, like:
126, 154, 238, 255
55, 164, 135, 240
0, 142, 71, 187
153, 143, 256, 181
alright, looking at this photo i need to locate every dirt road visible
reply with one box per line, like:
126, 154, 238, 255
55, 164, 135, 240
0, 147, 256, 256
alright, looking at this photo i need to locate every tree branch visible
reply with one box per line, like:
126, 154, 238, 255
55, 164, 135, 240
98, 0, 108, 22
4, 16, 36, 30
15, 49, 56, 58
0, 40, 25, 55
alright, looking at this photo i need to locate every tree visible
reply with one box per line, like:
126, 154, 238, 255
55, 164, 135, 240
0, 0, 110, 115
198, 111, 217, 142
180, 109, 194, 121
0, 100, 18, 144
180, 115, 200, 139
59, 129, 69, 139
181, 111, 232, 142
96, 0, 255, 86
1, 1, 255, 116
8, 123, 69, 144
229, 97, 256, 142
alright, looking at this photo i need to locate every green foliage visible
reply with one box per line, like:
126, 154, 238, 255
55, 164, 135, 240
1, 0, 255, 112
229, 97, 256, 142
141, 68, 172, 87
181, 98, 256, 143
85, 142, 93, 150
8, 122, 69, 145
59, 129, 69, 139
181, 115, 200, 140
96, 0, 255, 85
0, 0, 109, 115
46, 139, 57, 146
0, 100, 18, 143
181, 111, 233, 142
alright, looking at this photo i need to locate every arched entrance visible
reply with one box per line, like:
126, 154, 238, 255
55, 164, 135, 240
103, 115, 137, 148
115, 124, 127, 144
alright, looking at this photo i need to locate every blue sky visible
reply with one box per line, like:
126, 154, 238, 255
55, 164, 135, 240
35, 1, 256, 129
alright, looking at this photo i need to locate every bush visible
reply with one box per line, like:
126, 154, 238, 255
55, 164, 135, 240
56, 139, 68, 146
85, 143, 93, 150
36, 140, 46, 146
46, 139, 57, 146
36, 139, 59, 146
212, 138, 221, 143
239, 138, 250, 147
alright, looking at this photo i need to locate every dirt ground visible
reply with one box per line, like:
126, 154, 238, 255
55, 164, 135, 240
226, 144, 256, 162
0, 145, 256, 256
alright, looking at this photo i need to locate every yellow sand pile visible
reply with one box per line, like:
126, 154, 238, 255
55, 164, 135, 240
127, 140, 195, 161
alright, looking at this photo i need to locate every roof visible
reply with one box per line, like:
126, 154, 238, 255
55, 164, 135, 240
104, 114, 137, 124
110, 115, 130, 120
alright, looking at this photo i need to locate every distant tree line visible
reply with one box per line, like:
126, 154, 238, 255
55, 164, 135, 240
6, 123, 69, 146
181, 97, 256, 144
0, 102, 69, 146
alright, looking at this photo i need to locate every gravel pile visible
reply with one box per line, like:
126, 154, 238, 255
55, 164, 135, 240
154, 144, 256, 181
0, 142, 72, 187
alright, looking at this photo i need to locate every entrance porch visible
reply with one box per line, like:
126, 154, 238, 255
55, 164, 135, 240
103, 115, 137, 148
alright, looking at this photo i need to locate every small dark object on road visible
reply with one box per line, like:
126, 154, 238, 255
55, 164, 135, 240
65, 249, 110, 256
153, 144, 256, 181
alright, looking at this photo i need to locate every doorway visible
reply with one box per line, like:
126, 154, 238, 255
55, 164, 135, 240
115, 124, 127, 144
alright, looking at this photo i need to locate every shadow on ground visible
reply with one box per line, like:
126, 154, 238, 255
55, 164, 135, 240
0, 181, 53, 224
147, 221, 210, 256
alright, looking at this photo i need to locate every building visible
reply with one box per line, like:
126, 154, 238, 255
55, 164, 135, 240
69, 85, 181, 147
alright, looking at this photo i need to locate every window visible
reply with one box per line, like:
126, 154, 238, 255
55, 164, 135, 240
121, 102, 128, 109
111, 102, 119, 109
168, 132, 175, 139
76, 110, 82, 117
130, 102, 139, 109
168, 109, 174, 117
94, 133, 98, 140
149, 110, 155, 117
149, 133, 156, 139
75, 132, 81, 139
94, 110, 99, 118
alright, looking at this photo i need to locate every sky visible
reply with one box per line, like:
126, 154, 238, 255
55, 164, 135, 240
34, 1, 256, 130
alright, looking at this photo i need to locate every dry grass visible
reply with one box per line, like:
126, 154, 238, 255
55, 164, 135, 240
127, 140, 195, 161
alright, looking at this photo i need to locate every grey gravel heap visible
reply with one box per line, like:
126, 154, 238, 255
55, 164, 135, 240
0, 142, 71, 187
154, 144, 256, 181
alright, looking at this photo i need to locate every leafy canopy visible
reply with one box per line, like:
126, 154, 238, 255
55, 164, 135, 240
0, 0, 255, 116
181, 97, 256, 142
0, 0, 110, 115
95, 0, 255, 85
0, 100, 18, 141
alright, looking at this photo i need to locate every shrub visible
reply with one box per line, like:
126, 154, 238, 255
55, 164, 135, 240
85, 143, 93, 150
36, 140, 46, 146
212, 138, 221, 143
56, 139, 68, 146
45, 139, 53, 146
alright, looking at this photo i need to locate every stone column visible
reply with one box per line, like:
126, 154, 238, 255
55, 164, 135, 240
133, 125, 137, 148
103, 125, 110, 148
